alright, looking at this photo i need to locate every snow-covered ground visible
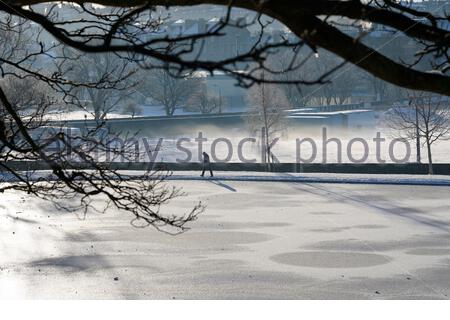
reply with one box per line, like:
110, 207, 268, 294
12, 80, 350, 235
44, 110, 130, 121
44, 106, 199, 121
1, 179, 450, 299
169, 172, 450, 186
41, 108, 450, 163
3, 171, 450, 186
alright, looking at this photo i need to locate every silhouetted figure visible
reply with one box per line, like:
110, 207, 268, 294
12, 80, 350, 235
201, 151, 213, 177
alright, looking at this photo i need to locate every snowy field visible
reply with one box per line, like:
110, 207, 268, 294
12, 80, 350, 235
42, 109, 450, 163
117, 129, 450, 164
1, 178, 450, 299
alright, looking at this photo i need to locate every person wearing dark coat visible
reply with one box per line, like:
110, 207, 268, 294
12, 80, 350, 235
201, 152, 213, 177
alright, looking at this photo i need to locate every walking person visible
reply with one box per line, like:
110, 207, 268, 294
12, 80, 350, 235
201, 151, 213, 177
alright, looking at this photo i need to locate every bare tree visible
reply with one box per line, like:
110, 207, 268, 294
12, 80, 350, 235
361, 72, 389, 102
0, 76, 53, 115
0, 81, 203, 232
386, 92, 450, 174
360, 72, 409, 103
268, 50, 315, 109
246, 74, 291, 169
140, 69, 198, 116
307, 51, 360, 106
122, 101, 143, 118
270, 49, 359, 107
66, 51, 138, 121
186, 82, 225, 114
0, 13, 203, 233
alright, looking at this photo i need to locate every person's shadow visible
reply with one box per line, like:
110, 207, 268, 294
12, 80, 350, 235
209, 180, 237, 192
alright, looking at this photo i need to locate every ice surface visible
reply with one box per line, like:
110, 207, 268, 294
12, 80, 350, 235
1, 180, 450, 299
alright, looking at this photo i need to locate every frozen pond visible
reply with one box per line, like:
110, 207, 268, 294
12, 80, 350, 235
1, 179, 450, 299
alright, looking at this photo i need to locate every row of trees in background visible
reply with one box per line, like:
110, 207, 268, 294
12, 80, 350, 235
25, 54, 413, 122
58, 47, 359, 119
60, 52, 226, 119
138, 69, 225, 116
272, 49, 410, 109
69, 59, 227, 119
66, 48, 414, 120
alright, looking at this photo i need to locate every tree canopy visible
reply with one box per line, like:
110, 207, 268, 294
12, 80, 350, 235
2, 0, 450, 95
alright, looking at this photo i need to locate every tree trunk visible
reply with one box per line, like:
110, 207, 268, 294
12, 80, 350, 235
415, 105, 421, 163
260, 76, 271, 172
426, 138, 433, 175
164, 104, 173, 116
